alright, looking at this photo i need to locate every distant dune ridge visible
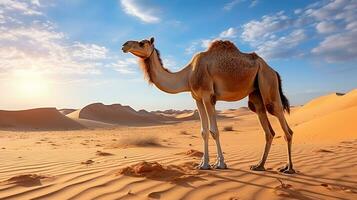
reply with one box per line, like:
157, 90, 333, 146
219, 107, 252, 118
67, 103, 177, 126
0, 108, 84, 131
66, 103, 231, 127
58, 109, 76, 115
0, 90, 356, 135
152, 109, 193, 117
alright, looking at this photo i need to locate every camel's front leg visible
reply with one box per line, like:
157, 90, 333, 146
203, 97, 227, 169
196, 100, 210, 170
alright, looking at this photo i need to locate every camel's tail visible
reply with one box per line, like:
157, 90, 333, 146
276, 72, 290, 114
254, 57, 290, 114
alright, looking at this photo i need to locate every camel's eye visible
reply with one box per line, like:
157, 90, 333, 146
139, 42, 144, 47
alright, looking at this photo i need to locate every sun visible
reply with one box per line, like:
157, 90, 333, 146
13, 70, 50, 98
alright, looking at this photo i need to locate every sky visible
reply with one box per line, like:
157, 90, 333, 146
0, 0, 356, 111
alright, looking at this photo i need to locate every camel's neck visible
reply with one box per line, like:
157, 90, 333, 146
146, 49, 191, 94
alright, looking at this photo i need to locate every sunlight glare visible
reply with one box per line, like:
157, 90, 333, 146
13, 70, 50, 98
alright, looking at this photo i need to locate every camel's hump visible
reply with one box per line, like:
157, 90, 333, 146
207, 40, 240, 52
249, 52, 258, 60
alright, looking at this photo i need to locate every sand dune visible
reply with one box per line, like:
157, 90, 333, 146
67, 103, 169, 126
58, 109, 76, 115
219, 107, 253, 118
72, 118, 115, 129
151, 109, 193, 117
290, 89, 357, 124
67, 103, 217, 126
175, 110, 200, 120
293, 105, 357, 144
287, 89, 357, 144
0, 108, 84, 131
137, 109, 176, 121
175, 109, 233, 120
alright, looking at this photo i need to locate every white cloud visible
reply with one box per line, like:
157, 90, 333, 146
240, 0, 357, 62
346, 21, 357, 31
0, 0, 42, 15
0, 26, 64, 41
219, 27, 238, 38
72, 42, 108, 60
307, 0, 357, 61
201, 39, 212, 49
294, 9, 302, 14
312, 29, 357, 62
185, 38, 213, 54
0, 13, 4, 24
120, 0, 160, 23
204, 27, 238, 47
241, 11, 291, 45
185, 41, 199, 54
305, 0, 355, 34
240, 11, 304, 59
307, 0, 349, 21
316, 21, 338, 33
256, 29, 306, 59
186, 27, 238, 54
110, 58, 137, 74
249, 0, 259, 8
31, 0, 40, 6
223, 0, 243, 11
223, 0, 258, 10
162, 56, 177, 69
0, 1, 109, 75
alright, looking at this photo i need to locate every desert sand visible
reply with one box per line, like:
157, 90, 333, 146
0, 90, 356, 200
0, 108, 84, 131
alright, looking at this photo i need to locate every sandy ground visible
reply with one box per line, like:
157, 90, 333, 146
0, 121, 356, 199
0, 90, 356, 200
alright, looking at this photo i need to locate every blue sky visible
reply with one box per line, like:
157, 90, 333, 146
0, 0, 356, 111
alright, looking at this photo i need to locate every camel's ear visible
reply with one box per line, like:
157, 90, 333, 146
149, 37, 155, 44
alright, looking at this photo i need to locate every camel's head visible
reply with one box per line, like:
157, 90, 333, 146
122, 37, 155, 58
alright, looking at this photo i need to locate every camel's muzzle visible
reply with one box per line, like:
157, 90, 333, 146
122, 46, 132, 53
121, 47, 128, 53
122, 41, 130, 53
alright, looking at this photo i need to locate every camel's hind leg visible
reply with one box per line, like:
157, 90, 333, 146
273, 107, 295, 174
256, 67, 295, 174
248, 90, 275, 171
257, 64, 295, 174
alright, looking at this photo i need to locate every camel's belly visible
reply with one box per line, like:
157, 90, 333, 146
213, 75, 256, 102
215, 87, 252, 101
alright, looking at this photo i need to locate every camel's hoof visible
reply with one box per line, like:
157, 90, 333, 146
212, 160, 227, 169
282, 168, 296, 174
197, 163, 211, 170
250, 164, 265, 171
278, 165, 295, 174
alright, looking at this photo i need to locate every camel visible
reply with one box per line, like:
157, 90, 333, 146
122, 37, 295, 174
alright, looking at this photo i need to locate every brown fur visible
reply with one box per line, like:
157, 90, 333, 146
207, 40, 241, 53
248, 101, 256, 113
190, 54, 212, 91
211, 94, 217, 105
138, 48, 170, 84
265, 103, 275, 115
138, 58, 153, 83
268, 122, 276, 136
